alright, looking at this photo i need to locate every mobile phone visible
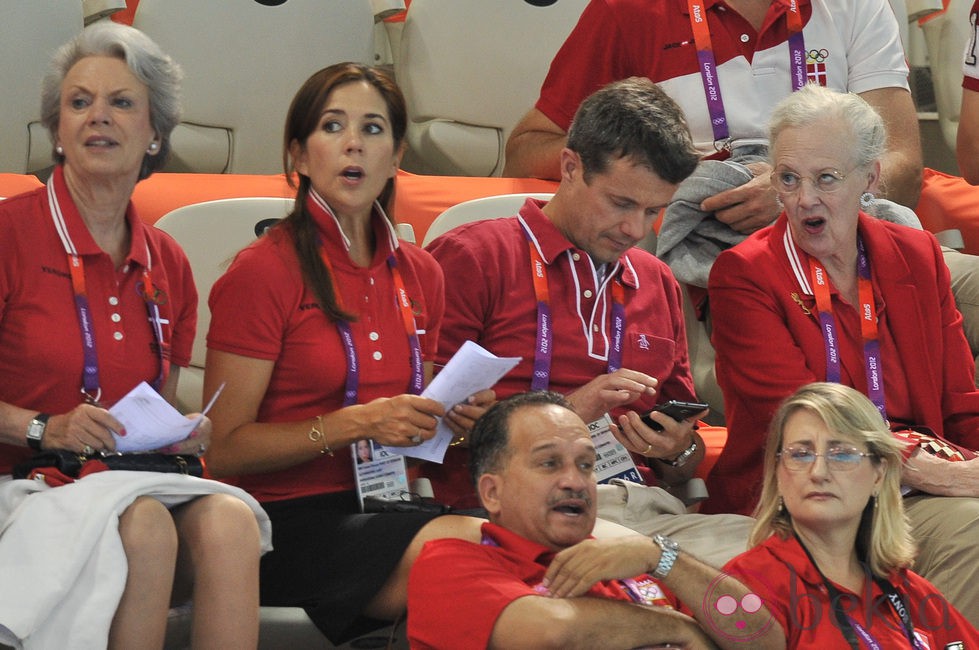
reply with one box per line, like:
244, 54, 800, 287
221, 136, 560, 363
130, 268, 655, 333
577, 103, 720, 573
640, 400, 709, 431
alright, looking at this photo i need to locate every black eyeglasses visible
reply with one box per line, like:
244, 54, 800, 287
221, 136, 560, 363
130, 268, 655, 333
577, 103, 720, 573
778, 445, 876, 472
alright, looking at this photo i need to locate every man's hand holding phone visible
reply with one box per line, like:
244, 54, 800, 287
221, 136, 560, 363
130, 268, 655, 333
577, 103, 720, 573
615, 399, 708, 469
639, 400, 709, 432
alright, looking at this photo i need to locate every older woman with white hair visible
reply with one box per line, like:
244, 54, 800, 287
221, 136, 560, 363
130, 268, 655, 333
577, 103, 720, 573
705, 83, 979, 625
723, 382, 979, 647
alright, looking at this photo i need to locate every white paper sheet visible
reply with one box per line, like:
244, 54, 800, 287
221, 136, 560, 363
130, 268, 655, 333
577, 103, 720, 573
385, 340, 520, 463
109, 382, 223, 453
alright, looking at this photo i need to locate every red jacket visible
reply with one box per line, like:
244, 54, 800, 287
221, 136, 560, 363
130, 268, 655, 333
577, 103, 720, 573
704, 213, 979, 514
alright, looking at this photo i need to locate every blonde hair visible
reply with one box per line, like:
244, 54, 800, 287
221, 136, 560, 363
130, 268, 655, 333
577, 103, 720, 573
750, 382, 915, 577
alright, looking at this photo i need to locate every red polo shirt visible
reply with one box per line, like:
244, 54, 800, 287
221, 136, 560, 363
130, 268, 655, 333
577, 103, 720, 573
724, 534, 979, 647
536, 0, 907, 157
0, 168, 196, 474
424, 199, 696, 505
407, 522, 680, 650
207, 192, 444, 502
430, 199, 695, 413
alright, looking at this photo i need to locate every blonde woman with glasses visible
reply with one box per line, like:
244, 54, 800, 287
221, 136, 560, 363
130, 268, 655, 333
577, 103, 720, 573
723, 382, 978, 647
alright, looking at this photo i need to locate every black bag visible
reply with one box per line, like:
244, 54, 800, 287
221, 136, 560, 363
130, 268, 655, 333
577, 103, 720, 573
13, 449, 203, 480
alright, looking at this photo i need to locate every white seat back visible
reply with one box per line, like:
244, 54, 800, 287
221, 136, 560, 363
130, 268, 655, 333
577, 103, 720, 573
921, 0, 973, 150
133, 0, 374, 174
155, 197, 294, 410
395, 0, 589, 177
0, 2, 83, 173
422, 193, 553, 247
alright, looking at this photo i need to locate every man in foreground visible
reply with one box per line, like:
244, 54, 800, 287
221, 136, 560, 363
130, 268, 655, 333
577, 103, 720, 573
407, 392, 783, 650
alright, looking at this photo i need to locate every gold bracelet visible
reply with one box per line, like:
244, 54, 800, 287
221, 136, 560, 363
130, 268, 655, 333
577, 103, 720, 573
308, 415, 333, 456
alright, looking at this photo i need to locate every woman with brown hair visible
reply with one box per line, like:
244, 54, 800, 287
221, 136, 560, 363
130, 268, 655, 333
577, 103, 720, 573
204, 62, 487, 644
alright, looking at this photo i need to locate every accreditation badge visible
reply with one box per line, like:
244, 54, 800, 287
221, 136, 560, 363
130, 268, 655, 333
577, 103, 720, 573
588, 414, 642, 484
353, 440, 410, 509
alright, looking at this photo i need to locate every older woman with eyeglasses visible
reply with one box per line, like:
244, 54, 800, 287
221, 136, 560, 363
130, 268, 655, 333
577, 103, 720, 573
723, 383, 979, 647
703, 84, 979, 626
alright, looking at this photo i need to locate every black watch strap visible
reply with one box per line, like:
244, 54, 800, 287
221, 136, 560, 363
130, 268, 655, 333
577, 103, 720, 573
26, 413, 50, 450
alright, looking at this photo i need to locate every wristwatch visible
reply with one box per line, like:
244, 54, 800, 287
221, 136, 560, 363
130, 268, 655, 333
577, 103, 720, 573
652, 534, 680, 579
667, 437, 698, 468
26, 413, 50, 450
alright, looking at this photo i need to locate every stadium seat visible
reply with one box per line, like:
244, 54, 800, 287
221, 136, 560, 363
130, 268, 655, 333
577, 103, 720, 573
132, 0, 374, 174
395, 0, 588, 176
153, 197, 293, 412
0, 174, 44, 200
920, 0, 972, 150
83, 0, 127, 24
0, 1, 83, 174
421, 192, 554, 247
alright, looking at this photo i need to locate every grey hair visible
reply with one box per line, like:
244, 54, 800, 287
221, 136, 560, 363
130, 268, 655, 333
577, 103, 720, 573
40, 21, 183, 180
768, 83, 886, 171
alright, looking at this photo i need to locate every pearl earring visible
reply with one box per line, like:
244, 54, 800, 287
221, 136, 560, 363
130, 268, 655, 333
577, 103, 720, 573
147, 142, 159, 153
55, 145, 64, 155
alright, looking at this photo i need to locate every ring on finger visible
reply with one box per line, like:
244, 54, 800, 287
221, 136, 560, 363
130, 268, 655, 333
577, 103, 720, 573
411, 434, 422, 444
82, 444, 95, 456
643, 443, 653, 456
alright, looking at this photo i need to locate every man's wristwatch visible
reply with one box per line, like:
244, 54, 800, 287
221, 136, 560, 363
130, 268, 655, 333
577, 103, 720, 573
26, 413, 50, 450
666, 437, 698, 468
652, 534, 680, 579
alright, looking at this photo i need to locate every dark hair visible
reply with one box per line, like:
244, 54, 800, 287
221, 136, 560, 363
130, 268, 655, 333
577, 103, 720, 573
41, 21, 183, 180
469, 391, 573, 486
566, 77, 698, 184
280, 62, 407, 321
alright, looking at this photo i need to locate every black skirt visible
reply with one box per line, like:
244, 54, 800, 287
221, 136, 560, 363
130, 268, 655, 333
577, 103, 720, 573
258, 491, 442, 644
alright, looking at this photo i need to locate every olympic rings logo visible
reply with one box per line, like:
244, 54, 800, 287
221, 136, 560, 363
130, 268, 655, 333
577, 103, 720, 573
807, 48, 829, 63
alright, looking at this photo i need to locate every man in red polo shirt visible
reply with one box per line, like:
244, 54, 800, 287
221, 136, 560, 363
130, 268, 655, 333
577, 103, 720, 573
504, 0, 979, 401
425, 77, 754, 569
407, 391, 783, 649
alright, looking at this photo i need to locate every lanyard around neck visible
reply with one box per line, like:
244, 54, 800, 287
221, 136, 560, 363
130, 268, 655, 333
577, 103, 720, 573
808, 235, 887, 421
48, 177, 168, 404
520, 220, 625, 391
795, 534, 923, 650
686, 0, 806, 147
313, 201, 424, 407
